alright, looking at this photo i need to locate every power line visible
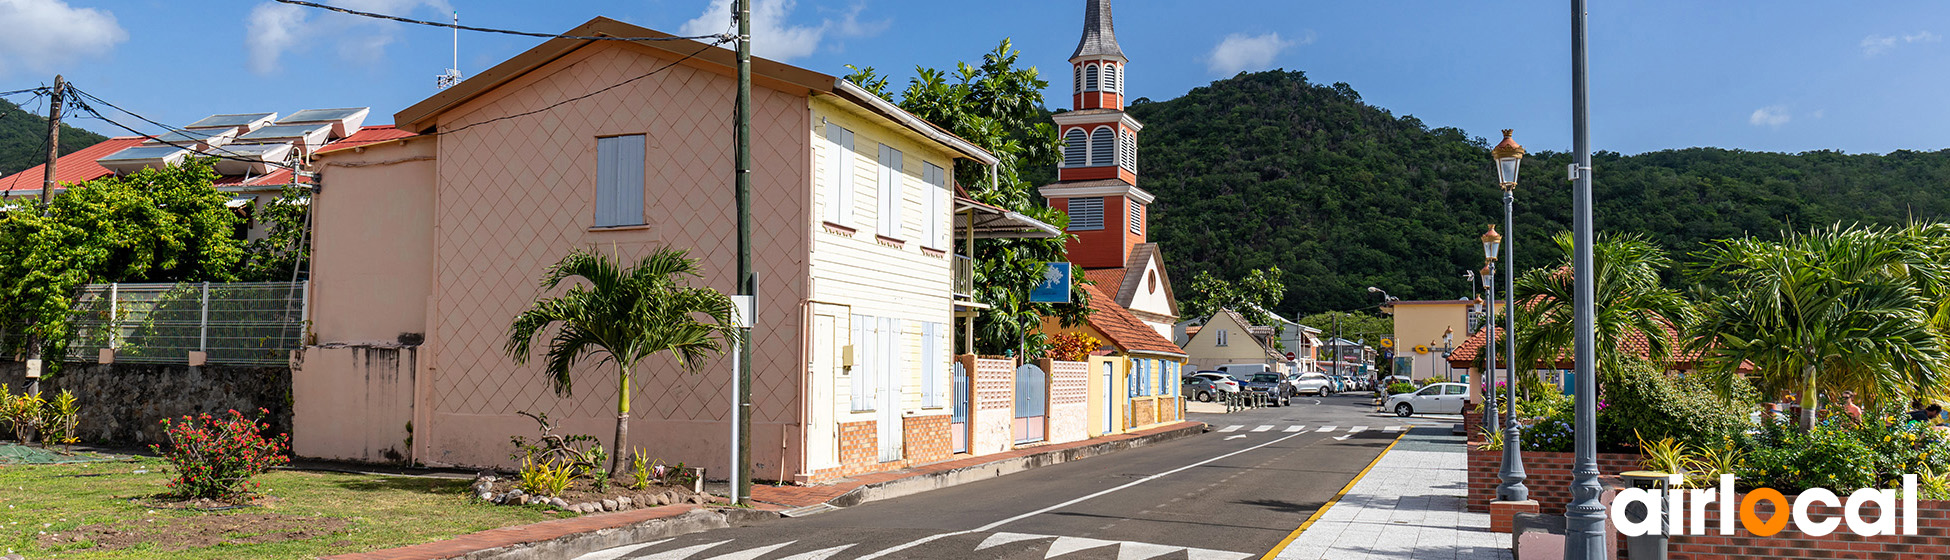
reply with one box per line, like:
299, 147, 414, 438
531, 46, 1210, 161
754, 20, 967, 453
424, 39, 724, 140
65, 94, 300, 172
0, 87, 49, 98
272, 0, 733, 44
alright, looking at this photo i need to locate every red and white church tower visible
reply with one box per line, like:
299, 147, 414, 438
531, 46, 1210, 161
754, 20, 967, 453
1045, 0, 1181, 336
1044, 0, 1148, 270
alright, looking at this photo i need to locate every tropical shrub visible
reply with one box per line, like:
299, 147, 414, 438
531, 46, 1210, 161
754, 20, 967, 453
1740, 422, 1876, 493
1516, 390, 1569, 420
1386, 382, 1416, 395
1046, 332, 1102, 362
152, 408, 290, 500
1521, 412, 1575, 453
38, 390, 78, 450
1, 388, 41, 443
517, 456, 576, 497
629, 449, 653, 491
1597, 366, 1755, 452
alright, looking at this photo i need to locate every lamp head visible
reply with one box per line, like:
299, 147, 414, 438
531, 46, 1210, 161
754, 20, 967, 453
1492, 129, 1525, 187
1482, 226, 1503, 261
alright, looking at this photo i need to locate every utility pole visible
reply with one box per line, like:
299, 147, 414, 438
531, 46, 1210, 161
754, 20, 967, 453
41, 75, 65, 210
1331, 313, 1340, 379
1565, 0, 1607, 556
732, 0, 755, 507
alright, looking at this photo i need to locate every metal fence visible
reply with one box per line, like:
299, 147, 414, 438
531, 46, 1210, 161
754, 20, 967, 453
63, 282, 307, 366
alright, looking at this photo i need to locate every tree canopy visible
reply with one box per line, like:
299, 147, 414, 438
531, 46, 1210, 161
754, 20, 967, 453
0, 98, 106, 177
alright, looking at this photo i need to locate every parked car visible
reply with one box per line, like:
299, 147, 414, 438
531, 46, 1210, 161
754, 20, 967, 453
1216, 363, 1273, 379
1384, 382, 1470, 417
1183, 371, 1242, 402
1239, 372, 1295, 406
1287, 372, 1335, 396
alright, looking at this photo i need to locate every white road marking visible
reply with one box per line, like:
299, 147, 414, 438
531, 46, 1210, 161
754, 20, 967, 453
1185, 550, 1255, 560
1251, 425, 1274, 432
1224, 435, 1247, 440
1044, 536, 1118, 558
636, 541, 732, 560
855, 431, 1313, 559
1116, 542, 1184, 560
698, 541, 797, 560
569, 540, 672, 560
1283, 425, 1306, 432
1384, 426, 1404, 432
1216, 425, 1243, 433
1349, 426, 1368, 434
769, 544, 856, 560
1316, 426, 1336, 432
1334, 434, 1354, 441
976, 533, 1049, 550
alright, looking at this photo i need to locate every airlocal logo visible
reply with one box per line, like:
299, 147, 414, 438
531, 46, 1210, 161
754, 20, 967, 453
1612, 474, 1920, 537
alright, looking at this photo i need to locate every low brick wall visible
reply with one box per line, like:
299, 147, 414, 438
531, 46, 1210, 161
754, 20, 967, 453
1661, 493, 1950, 559
1466, 445, 1642, 514
0, 360, 291, 445
901, 415, 951, 464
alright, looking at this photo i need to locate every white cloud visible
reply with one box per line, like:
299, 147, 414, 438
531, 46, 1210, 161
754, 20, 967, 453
1861, 31, 1940, 56
245, 0, 453, 75
1750, 106, 1791, 128
0, 0, 128, 75
679, 0, 885, 62
1205, 31, 1309, 76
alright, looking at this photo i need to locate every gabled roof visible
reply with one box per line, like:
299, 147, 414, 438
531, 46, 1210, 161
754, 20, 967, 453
1444, 322, 1744, 372
1072, 0, 1126, 61
313, 126, 420, 156
1083, 284, 1185, 358
1085, 244, 1179, 319
391, 17, 995, 166
1189, 309, 1281, 361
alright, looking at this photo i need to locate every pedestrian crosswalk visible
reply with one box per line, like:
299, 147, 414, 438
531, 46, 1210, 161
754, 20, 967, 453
1214, 424, 1401, 435
571, 533, 1254, 560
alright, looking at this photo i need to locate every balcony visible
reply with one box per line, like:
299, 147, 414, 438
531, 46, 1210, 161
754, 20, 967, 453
953, 254, 975, 299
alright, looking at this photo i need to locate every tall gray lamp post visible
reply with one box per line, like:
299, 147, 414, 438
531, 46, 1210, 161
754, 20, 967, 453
1566, 0, 1608, 555
1492, 130, 1529, 502
1478, 232, 1499, 438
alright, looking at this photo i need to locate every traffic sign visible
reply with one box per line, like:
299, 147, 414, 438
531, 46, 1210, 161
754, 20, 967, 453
1285, 351, 1297, 361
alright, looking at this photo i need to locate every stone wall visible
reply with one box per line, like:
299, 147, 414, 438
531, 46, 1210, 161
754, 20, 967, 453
0, 360, 292, 445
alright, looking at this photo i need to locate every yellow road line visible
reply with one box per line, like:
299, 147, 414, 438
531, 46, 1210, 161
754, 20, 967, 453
1260, 432, 1408, 560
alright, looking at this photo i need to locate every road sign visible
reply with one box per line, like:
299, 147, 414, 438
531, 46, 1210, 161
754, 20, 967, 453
1285, 351, 1297, 361
1380, 338, 1396, 349
1029, 262, 1073, 303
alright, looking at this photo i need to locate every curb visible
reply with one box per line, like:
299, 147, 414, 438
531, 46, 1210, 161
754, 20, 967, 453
322, 506, 781, 560
1259, 431, 1408, 559
825, 421, 1207, 508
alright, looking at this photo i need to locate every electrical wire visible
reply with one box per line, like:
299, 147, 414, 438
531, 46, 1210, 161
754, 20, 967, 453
67, 97, 300, 172
0, 87, 49, 98
272, 0, 734, 44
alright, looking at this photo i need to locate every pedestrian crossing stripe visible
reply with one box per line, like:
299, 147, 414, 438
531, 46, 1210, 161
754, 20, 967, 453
1316, 426, 1336, 432
1251, 425, 1274, 432
1348, 426, 1367, 433
974, 532, 1253, 560
1216, 425, 1242, 433
1214, 425, 1404, 435
1283, 425, 1305, 432
1384, 426, 1403, 432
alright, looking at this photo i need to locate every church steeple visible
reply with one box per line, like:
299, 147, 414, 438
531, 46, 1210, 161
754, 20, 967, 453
1072, 0, 1124, 60
1044, 0, 1151, 270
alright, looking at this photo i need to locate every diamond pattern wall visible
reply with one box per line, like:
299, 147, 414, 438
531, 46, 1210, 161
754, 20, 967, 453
423, 43, 810, 464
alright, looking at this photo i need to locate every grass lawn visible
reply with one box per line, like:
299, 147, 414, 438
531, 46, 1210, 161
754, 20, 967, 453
0, 454, 557, 559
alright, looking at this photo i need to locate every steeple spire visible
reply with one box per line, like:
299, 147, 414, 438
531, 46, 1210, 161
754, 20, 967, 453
1071, 0, 1125, 61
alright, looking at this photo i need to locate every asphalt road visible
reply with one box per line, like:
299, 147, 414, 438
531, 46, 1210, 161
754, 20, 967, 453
566, 394, 1459, 560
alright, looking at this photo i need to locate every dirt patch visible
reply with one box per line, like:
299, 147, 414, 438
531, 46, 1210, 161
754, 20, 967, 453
38, 512, 350, 552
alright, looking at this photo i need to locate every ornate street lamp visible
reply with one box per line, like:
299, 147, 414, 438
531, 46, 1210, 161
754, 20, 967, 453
1492, 131, 1529, 504
1478, 257, 1497, 434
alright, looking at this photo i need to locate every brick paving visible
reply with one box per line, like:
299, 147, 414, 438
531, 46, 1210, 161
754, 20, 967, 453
320, 504, 703, 560
1272, 429, 1511, 560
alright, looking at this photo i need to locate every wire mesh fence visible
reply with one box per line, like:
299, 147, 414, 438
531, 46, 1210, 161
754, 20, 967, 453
63, 282, 307, 367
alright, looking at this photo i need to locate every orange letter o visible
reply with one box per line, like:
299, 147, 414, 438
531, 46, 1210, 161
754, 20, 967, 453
1740, 488, 1790, 537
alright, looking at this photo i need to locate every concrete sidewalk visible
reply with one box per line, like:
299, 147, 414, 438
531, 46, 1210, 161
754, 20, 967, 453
1270, 427, 1510, 560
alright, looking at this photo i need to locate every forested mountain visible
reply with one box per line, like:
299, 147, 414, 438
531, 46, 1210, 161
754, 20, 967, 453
1121, 70, 1950, 316
0, 98, 107, 177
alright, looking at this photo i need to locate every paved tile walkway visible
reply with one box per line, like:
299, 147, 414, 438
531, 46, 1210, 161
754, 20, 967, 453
1272, 429, 1511, 560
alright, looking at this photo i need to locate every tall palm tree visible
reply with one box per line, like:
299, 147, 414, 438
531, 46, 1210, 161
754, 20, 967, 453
506, 247, 740, 476
1512, 233, 1694, 380
1689, 225, 1950, 427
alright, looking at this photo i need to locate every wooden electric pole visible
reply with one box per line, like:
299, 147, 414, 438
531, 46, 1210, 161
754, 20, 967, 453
41, 75, 65, 210
733, 0, 755, 507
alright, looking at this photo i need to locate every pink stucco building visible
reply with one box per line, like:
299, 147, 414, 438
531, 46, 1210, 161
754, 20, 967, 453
292, 17, 1039, 483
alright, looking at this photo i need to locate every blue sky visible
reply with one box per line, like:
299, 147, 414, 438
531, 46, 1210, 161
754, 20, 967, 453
2, 0, 1947, 155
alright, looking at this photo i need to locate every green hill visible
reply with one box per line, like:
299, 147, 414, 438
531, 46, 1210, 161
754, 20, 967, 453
1126, 70, 1950, 316
0, 98, 108, 177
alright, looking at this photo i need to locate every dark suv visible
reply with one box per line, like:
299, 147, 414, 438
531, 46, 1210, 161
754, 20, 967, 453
1240, 372, 1295, 406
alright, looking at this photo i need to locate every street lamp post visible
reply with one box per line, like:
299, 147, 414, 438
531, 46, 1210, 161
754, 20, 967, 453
1479, 228, 1499, 437
1493, 130, 1529, 503
1566, 0, 1608, 556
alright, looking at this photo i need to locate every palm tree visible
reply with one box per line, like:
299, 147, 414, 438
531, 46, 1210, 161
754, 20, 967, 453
1689, 225, 1950, 428
506, 247, 740, 476
1511, 233, 1694, 380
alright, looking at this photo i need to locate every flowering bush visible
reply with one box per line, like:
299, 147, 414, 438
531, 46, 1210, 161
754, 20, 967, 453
1046, 332, 1102, 362
151, 408, 289, 500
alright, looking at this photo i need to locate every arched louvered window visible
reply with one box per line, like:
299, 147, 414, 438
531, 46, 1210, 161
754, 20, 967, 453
1119, 130, 1137, 172
1090, 127, 1116, 167
1084, 64, 1100, 92
1104, 64, 1119, 93
1063, 128, 1088, 167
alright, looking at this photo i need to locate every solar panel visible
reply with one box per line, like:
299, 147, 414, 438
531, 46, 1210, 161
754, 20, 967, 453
186, 113, 278, 129
237, 123, 333, 141
97, 146, 191, 162
280, 108, 368, 124
145, 129, 234, 145
207, 143, 291, 158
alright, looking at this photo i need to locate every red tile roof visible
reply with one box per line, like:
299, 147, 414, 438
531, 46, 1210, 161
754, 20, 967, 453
1085, 267, 1129, 295
1445, 321, 1741, 372
1084, 284, 1185, 358
0, 136, 147, 192
0, 125, 408, 194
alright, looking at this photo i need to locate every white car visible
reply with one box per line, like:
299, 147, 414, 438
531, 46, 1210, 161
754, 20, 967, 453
1287, 372, 1335, 396
1384, 382, 1470, 416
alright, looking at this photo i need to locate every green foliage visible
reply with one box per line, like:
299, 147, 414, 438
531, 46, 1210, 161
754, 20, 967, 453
1516, 390, 1569, 420
1294, 311, 1392, 343
1475, 426, 1503, 451
1385, 382, 1416, 395
1741, 422, 1878, 493
1689, 224, 1950, 411
152, 408, 291, 500
516, 455, 576, 497
37, 389, 78, 450
505, 247, 740, 476
1512, 233, 1692, 380
1, 386, 41, 443
629, 448, 652, 491
0, 98, 107, 177
1521, 413, 1575, 453
1598, 366, 1756, 452
1637, 435, 1697, 479
1691, 438, 1746, 488
0, 159, 244, 367
844, 40, 1089, 358
1183, 266, 1286, 326
1130, 70, 1950, 316
237, 183, 312, 282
